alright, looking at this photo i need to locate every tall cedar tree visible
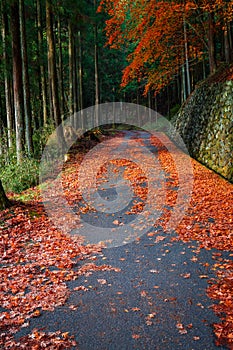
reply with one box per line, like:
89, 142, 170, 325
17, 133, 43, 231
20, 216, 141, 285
1, 0, 13, 149
19, 0, 33, 155
11, 0, 24, 163
45, 0, 66, 149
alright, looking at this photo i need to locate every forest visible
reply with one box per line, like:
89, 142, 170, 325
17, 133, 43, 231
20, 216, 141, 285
0, 0, 233, 198
1, 1, 233, 349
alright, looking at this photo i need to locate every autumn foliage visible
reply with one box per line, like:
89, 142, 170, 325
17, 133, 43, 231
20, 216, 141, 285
98, 0, 233, 94
0, 199, 116, 348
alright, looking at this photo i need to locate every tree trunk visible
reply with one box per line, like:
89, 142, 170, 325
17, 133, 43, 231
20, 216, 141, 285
11, 0, 24, 163
224, 23, 231, 64
94, 33, 99, 108
36, 0, 47, 125
228, 23, 233, 62
57, 13, 65, 117
181, 63, 186, 102
46, 0, 65, 147
148, 90, 152, 124
73, 44, 78, 116
183, 16, 191, 96
68, 20, 74, 117
68, 20, 78, 127
1, 0, 13, 149
19, 0, 33, 156
207, 13, 217, 74
78, 30, 84, 128
94, 0, 99, 125
0, 119, 4, 157
0, 180, 11, 210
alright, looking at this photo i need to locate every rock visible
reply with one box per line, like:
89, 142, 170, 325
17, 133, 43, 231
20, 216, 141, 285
171, 80, 233, 183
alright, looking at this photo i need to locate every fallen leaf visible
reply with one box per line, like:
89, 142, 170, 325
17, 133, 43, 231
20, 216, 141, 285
97, 279, 107, 285
193, 336, 200, 341
113, 219, 120, 225
180, 273, 191, 279
155, 235, 166, 243
132, 307, 140, 312
132, 334, 140, 339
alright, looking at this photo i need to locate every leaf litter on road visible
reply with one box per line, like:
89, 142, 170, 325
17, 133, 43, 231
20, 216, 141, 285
1, 130, 233, 348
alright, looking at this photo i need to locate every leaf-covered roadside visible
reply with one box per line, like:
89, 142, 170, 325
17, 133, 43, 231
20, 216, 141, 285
62, 131, 233, 348
0, 199, 118, 349
176, 164, 233, 348
150, 135, 233, 348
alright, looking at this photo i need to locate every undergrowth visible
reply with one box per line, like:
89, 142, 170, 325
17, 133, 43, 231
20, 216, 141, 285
0, 124, 54, 194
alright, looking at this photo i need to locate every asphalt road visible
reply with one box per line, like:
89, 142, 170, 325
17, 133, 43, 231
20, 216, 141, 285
15, 130, 230, 349
15, 233, 230, 350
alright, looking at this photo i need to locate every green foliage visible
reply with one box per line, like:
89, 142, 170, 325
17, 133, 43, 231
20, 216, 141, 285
32, 122, 55, 158
0, 123, 55, 194
169, 104, 181, 119
13, 188, 41, 203
0, 154, 39, 194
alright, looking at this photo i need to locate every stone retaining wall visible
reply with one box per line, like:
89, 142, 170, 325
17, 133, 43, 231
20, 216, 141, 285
172, 80, 233, 182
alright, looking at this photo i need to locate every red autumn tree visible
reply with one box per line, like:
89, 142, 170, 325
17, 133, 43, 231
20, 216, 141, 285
98, 0, 233, 95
